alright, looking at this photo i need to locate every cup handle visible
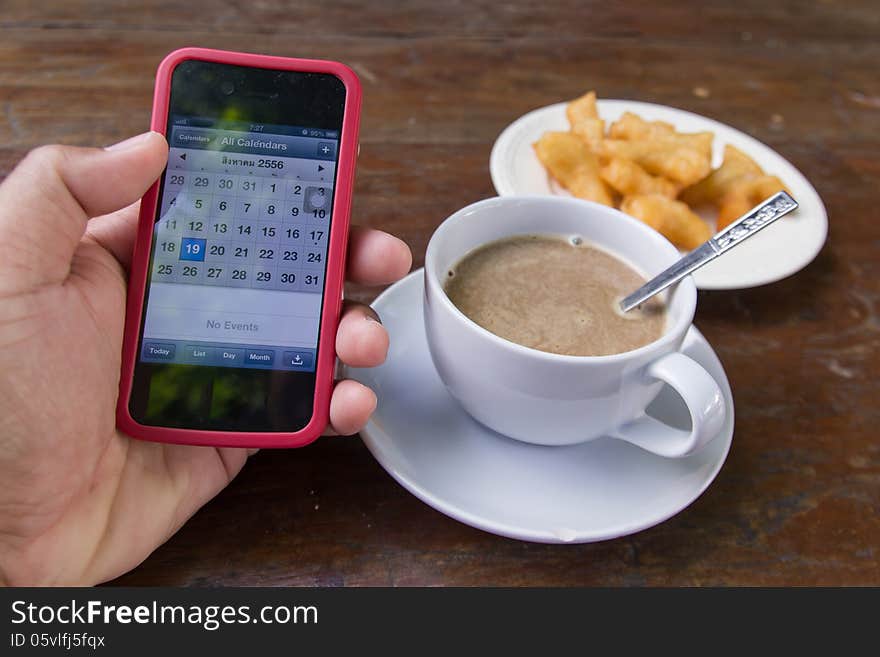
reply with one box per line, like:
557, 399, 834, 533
609, 352, 726, 458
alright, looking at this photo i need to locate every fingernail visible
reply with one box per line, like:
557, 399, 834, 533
105, 131, 160, 151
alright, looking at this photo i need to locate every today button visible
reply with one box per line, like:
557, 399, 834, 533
143, 342, 175, 360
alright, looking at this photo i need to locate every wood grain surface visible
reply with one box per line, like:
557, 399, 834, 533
0, 1, 877, 585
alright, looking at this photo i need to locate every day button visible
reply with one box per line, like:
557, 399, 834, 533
218, 348, 245, 365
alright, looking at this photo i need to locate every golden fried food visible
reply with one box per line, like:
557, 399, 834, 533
609, 111, 675, 140
533, 131, 614, 206
620, 194, 712, 250
571, 118, 605, 150
609, 112, 713, 157
715, 193, 752, 232
674, 131, 714, 159
533, 91, 793, 246
680, 144, 763, 207
716, 175, 789, 230
566, 91, 599, 122
566, 91, 605, 149
600, 138, 712, 186
600, 157, 679, 198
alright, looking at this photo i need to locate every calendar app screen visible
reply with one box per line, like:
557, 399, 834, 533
139, 116, 340, 373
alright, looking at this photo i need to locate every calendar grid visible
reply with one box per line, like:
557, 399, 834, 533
151, 168, 332, 295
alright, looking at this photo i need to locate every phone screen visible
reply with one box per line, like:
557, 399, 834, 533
129, 60, 346, 432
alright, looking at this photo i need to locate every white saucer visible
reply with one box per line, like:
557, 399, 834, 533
347, 271, 735, 543
489, 100, 828, 290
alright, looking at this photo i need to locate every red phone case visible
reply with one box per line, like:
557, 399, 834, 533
116, 47, 361, 448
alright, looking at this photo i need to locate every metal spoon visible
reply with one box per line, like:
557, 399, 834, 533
619, 191, 799, 313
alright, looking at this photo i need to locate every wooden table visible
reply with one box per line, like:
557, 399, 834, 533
1, 1, 877, 586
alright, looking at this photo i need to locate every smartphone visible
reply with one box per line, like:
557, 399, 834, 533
117, 48, 361, 447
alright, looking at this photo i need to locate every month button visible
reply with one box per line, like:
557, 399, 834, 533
245, 349, 275, 367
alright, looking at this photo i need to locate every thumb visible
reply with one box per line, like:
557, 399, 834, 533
0, 132, 168, 294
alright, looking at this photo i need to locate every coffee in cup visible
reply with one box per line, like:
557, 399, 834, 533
423, 195, 726, 457
443, 234, 665, 357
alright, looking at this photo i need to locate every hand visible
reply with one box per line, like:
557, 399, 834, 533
0, 133, 411, 585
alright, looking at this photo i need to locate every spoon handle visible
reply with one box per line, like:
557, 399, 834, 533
619, 191, 799, 313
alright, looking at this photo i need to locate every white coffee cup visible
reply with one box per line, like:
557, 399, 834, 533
423, 196, 726, 458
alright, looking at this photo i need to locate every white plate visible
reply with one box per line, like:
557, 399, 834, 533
489, 100, 828, 290
347, 271, 734, 543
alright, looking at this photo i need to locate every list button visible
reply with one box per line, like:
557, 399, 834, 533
183, 345, 214, 363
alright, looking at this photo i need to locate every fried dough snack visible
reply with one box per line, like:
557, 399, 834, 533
600, 138, 712, 186
680, 144, 763, 207
620, 194, 712, 250
566, 90, 598, 123
609, 111, 676, 140
717, 175, 789, 230
609, 112, 713, 157
533, 131, 614, 206
566, 91, 605, 149
532, 91, 793, 249
600, 157, 679, 198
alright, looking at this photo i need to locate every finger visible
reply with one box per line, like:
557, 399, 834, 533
335, 301, 388, 368
85, 201, 141, 271
346, 225, 412, 285
328, 379, 377, 436
0, 132, 167, 294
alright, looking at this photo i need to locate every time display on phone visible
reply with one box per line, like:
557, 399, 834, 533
139, 116, 340, 372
